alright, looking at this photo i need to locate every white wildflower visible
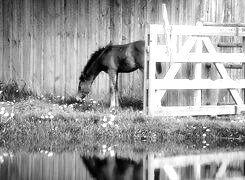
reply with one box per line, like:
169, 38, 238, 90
108, 147, 112, 151
0, 91, 2, 94
1, 107, 5, 111
0, 111, 4, 115
3, 112, 9, 117
206, 129, 210, 132
202, 133, 207, 137
110, 114, 115, 122
48, 112, 52, 116
2, 153, 8, 157
0, 156, 4, 163
10, 113, 14, 118
102, 145, 107, 149
47, 152, 53, 157
103, 116, 107, 122
110, 150, 115, 157
41, 115, 45, 119
108, 121, 113, 126
9, 153, 14, 158
102, 123, 107, 128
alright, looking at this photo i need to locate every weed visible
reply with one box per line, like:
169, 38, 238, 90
0, 80, 33, 102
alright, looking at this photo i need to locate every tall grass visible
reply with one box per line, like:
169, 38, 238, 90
0, 80, 245, 154
0, 80, 33, 101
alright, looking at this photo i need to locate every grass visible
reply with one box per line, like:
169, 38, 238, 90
0, 80, 245, 156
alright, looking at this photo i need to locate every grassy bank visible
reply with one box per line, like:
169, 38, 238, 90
0, 80, 245, 155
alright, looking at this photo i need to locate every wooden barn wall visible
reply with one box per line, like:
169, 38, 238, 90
0, 0, 245, 104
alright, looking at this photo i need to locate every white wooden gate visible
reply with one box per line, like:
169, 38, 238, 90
144, 22, 245, 116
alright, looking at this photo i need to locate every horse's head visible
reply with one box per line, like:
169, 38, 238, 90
78, 72, 92, 99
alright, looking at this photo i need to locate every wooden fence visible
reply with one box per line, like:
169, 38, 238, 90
0, 0, 245, 103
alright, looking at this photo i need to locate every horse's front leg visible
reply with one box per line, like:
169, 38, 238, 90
115, 73, 119, 107
109, 70, 119, 108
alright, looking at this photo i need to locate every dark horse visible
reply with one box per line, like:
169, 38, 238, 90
81, 155, 143, 180
78, 40, 145, 107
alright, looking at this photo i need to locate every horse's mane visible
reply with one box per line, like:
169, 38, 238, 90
83, 42, 113, 74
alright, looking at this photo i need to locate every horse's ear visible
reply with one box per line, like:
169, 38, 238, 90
109, 41, 113, 46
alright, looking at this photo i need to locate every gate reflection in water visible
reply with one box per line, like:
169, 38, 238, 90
0, 151, 244, 180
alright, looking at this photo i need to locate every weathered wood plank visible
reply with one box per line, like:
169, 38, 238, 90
2, 0, 11, 81
96, 0, 110, 98
194, 37, 202, 106
89, 0, 100, 96
153, 79, 245, 90
0, 0, 2, 80
53, 0, 62, 95
22, 0, 32, 85
171, 25, 245, 36
155, 53, 245, 63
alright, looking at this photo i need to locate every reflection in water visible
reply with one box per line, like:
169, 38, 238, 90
82, 155, 142, 180
0, 151, 244, 180
148, 151, 245, 180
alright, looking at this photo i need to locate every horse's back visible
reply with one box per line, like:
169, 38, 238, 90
101, 40, 145, 73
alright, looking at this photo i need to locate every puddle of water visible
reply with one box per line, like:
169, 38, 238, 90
0, 149, 244, 180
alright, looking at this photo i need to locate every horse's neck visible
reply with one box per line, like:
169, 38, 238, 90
84, 64, 101, 83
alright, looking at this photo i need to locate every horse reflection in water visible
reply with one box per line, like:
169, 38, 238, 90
78, 41, 145, 107
81, 155, 143, 180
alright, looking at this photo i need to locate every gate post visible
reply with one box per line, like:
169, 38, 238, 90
194, 22, 203, 107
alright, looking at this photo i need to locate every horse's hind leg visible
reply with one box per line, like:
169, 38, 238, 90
109, 70, 119, 108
